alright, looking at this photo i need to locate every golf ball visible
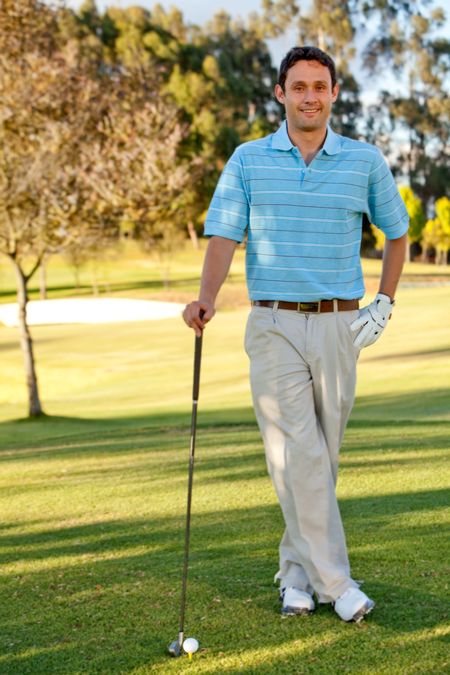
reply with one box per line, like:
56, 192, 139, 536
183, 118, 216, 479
183, 637, 199, 654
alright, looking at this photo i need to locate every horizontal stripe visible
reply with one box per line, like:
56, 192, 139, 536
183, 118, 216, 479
251, 190, 366, 205
249, 288, 365, 297
204, 122, 409, 301
206, 219, 245, 232
243, 165, 301, 171
376, 201, 405, 219
209, 207, 246, 218
373, 193, 401, 208
251, 203, 350, 210
303, 179, 367, 188
246, 252, 359, 261
250, 215, 354, 222
217, 183, 247, 194
370, 159, 388, 175
247, 264, 360, 273
369, 182, 393, 198
315, 156, 373, 164
247, 176, 367, 190
247, 275, 364, 285
249, 226, 361, 234
212, 195, 248, 206
309, 167, 367, 177
247, 240, 360, 249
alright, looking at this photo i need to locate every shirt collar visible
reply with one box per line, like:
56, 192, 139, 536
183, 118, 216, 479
271, 120, 294, 150
322, 125, 341, 155
271, 120, 342, 155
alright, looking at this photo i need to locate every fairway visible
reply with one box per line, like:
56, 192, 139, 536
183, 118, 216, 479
0, 258, 449, 673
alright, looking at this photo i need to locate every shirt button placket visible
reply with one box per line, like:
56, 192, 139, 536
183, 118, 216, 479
293, 148, 306, 187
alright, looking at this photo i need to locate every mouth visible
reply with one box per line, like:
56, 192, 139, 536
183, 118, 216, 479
300, 108, 321, 115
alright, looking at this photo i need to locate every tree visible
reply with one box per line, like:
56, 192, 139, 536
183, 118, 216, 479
371, 186, 425, 258
398, 186, 426, 260
80, 3, 280, 243
423, 197, 450, 264
0, 0, 191, 416
361, 0, 450, 208
0, 0, 113, 416
93, 68, 192, 286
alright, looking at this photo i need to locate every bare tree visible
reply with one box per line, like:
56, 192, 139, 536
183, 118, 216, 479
0, 1, 191, 416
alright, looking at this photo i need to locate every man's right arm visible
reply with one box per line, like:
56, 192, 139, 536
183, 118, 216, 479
182, 236, 238, 336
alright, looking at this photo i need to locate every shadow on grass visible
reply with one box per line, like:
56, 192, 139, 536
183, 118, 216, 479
0, 495, 448, 673
0, 486, 448, 568
1, 387, 450, 442
365, 346, 450, 362
0, 396, 449, 672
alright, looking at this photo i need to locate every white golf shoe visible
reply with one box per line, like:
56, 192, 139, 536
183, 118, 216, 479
333, 587, 375, 622
280, 586, 315, 616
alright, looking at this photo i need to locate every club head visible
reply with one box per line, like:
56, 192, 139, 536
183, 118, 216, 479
168, 640, 182, 657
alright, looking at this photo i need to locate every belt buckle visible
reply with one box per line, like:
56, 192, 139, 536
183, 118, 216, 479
297, 301, 321, 313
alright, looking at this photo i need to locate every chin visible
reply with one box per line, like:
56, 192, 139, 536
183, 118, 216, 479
298, 122, 322, 132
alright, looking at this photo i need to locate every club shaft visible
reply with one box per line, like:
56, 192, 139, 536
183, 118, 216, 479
178, 329, 203, 637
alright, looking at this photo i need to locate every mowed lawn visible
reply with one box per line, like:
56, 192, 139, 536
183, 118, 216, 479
0, 255, 449, 673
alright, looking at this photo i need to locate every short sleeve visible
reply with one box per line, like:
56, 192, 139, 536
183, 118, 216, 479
367, 149, 409, 240
203, 149, 249, 243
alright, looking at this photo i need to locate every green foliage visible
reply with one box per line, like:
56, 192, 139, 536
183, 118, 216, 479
398, 186, 426, 243
370, 223, 386, 251
372, 187, 426, 251
423, 197, 450, 261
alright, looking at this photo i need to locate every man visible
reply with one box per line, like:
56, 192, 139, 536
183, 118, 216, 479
183, 46, 408, 623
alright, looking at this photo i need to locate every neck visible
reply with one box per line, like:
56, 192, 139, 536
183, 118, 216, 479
286, 122, 328, 165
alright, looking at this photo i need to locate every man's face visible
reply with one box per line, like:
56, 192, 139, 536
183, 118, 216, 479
274, 59, 339, 133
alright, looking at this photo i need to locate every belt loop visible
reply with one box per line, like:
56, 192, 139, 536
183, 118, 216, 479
272, 300, 279, 324
333, 299, 338, 313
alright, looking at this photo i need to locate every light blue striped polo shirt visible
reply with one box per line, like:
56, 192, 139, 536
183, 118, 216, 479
203, 121, 409, 300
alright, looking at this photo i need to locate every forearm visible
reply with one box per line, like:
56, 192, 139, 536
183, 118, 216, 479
378, 233, 408, 300
199, 236, 237, 305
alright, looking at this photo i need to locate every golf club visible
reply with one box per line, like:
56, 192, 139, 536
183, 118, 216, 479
168, 311, 204, 657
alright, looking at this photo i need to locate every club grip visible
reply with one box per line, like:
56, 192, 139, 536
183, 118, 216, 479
192, 310, 204, 401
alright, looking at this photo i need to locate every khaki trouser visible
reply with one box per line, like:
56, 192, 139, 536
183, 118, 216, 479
245, 304, 361, 603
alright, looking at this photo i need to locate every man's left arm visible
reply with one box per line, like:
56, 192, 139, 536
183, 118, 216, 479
379, 233, 408, 300
351, 233, 407, 349
351, 148, 410, 349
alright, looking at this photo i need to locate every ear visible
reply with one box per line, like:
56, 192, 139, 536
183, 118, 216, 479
274, 83, 285, 105
331, 83, 339, 103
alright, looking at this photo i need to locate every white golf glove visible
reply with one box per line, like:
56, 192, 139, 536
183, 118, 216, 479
350, 293, 394, 349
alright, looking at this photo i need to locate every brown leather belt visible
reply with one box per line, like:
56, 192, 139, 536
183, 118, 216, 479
251, 299, 359, 313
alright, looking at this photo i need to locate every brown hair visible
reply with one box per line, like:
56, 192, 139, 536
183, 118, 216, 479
278, 46, 337, 91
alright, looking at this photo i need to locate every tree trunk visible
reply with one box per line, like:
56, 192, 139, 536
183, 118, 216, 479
40, 256, 47, 299
74, 264, 80, 290
91, 266, 99, 296
13, 260, 43, 417
187, 221, 199, 250
405, 241, 411, 263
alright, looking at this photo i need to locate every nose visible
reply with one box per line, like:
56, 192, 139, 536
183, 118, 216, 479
303, 87, 318, 103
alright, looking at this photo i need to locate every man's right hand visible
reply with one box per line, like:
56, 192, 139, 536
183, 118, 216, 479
182, 301, 215, 337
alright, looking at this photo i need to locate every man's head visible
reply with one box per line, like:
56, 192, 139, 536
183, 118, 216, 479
275, 46, 339, 134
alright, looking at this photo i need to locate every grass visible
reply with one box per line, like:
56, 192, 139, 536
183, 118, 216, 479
0, 249, 449, 673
